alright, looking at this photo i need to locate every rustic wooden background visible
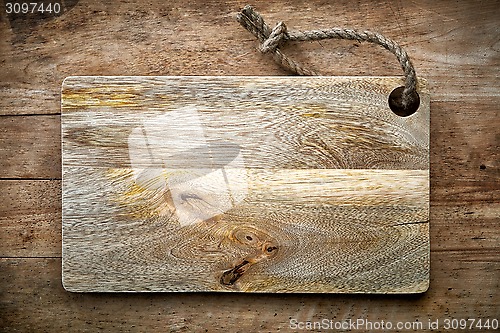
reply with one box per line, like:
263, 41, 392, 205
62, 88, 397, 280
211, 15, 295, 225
1, 0, 498, 331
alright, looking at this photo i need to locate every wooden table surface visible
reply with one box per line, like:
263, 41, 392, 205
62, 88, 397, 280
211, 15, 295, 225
1, 0, 498, 332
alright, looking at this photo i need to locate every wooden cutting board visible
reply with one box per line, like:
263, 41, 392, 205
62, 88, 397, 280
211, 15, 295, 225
61, 76, 429, 293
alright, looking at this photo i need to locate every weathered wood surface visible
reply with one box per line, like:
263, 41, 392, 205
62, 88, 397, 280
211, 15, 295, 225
0, 0, 499, 330
0, 116, 61, 179
0, 180, 61, 257
62, 76, 430, 169
2, 252, 498, 332
61, 76, 429, 293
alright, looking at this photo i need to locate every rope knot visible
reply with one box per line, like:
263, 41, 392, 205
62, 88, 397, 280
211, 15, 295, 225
260, 21, 288, 53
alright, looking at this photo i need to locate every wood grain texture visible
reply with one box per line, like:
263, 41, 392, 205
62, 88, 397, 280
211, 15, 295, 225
0, 0, 498, 330
0, 116, 61, 179
61, 76, 429, 293
0, 180, 62, 257
62, 76, 429, 170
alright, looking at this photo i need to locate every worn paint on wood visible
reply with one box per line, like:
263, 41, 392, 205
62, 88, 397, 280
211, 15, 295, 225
61, 76, 429, 293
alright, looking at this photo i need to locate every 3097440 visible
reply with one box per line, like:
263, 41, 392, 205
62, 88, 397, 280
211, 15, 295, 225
5, 2, 61, 14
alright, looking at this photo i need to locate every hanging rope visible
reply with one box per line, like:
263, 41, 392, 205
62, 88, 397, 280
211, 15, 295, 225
236, 5, 420, 116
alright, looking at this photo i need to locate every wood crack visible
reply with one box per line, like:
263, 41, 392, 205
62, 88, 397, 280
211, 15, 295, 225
220, 260, 250, 286
392, 220, 429, 227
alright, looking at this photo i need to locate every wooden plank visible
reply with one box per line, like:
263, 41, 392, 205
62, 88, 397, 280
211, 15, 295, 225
0, 116, 61, 179
63, 168, 430, 293
1, 254, 498, 332
1, 0, 499, 117
0, 180, 61, 257
61, 76, 430, 169
61, 76, 429, 293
